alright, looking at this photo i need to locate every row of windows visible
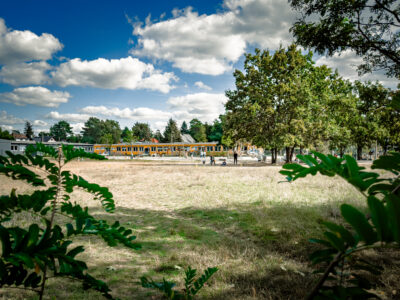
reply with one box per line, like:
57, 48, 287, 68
97, 146, 226, 152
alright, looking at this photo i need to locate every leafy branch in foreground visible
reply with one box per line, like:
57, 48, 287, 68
280, 152, 400, 299
0, 143, 140, 299
141, 266, 218, 299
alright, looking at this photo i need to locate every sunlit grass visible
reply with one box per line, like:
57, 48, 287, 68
1, 160, 398, 299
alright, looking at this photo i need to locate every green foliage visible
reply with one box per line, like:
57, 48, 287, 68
280, 152, 400, 299
189, 119, 207, 142
50, 120, 73, 142
132, 122, 152, 141
163, 118, 182, 143
0, 143, 140, 299
24, 121, 34, 140
180, 121, 190, 134
290, 0, 400, 77
81, 118, 121, 144
0, 128, 13, 140
141, 266, 218, 300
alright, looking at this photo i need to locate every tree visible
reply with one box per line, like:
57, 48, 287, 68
24, 121, 34, 140
153, 130, 163, 142
0, 128, 13, 140
81, 117, 103, 144
163, 118, 182, 143
350, 81, 389, 160
50, 121, 72, 141
122, 129, 137, 144
208, 119, 223, 144
102, 120, 121, 144
378, 89, 400, 153
290, 0, 400, 77
121, 127, 131, 140
189, 119, 207, 142
180, 121, 190, 134
132, 122, 152, 141
225, 45, 325, 163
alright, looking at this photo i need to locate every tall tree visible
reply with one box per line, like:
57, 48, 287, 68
208, 119, 223, 144
163, 118, 182, 143
189, 119, 207, 142
100, 133, 114, 155
290, 0, 400, 77
50, 121, 72, 141
225, 45, 322, 163
351, 81, 389, 159
81, 117, 104, 144
180, 121, 190, 134
102, 120, 121, 144
153, 130, 163, 142
24, 121, 33, 140
132, 122, 152, 141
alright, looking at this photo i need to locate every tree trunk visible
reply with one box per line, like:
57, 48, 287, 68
299, 146, 303, 155
383, 144, 388, 155
339, 147, 344, 158
271, 148, 276, 164
285, 147, 290, 163
289, 146, 295, 162
357, 145, 363, 160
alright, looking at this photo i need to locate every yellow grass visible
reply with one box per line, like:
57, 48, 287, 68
0, 160, 398, 299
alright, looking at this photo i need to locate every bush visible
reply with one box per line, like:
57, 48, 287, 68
0, 143, 140, 299
280, 152, 400, 299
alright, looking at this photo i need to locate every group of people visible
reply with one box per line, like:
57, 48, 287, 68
200, 150, 239, 166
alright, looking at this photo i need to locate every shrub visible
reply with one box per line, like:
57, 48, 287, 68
281, 152, 400, 299
0, 143, 140, 299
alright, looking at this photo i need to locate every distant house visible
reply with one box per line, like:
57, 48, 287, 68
181, 134, 195, 143
150, 138, 159, 143
33, 136, 56, 143
12, 132, 28, 141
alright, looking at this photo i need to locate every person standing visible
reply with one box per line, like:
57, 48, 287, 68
233, 150, 238, 165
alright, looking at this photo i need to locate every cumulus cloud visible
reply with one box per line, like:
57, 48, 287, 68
0, 61, 51, 85
80, 105, 172, 120
51, 56, 177, 93
167, 92, 227, 122
45, 111, 91, 122
130, 0, 295, 75
316, 50, 399, 89
33, 120, 48, 127
0, 18, 62, 64
0, 86, 70, 107
71, 122, 85, 134
194, 81, 212, 90
0, 110, 24, 125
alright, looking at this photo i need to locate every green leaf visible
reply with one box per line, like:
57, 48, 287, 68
341, 204, 377, 245
323, 231, 345, 251
386, 194, 400, 244
0, 226, 11, 256
367, 196, 391, 242
322, 222, 356, 247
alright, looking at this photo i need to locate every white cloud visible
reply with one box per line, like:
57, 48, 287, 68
0, 61, 51, 85
194, 81, 212, 90
167, 92, 227, 122
51, 56, 177, 93
316, 50, 399, 89
71, 122, 85, 135
0, 110, 24, 125
0, 125, 14, 131
130, 0, 295, 75
0, 86, 70, 107
80, 105, 172, 120
33, 120, 48, 127
45, 111, 91, 122
0, 18, 62, 64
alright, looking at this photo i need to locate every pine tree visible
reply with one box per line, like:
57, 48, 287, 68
24, 121, 34, 140
163, 118, 182, 142
180, 121, 190, 134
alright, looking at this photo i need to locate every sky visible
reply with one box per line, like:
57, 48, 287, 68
0, 0, 398, 135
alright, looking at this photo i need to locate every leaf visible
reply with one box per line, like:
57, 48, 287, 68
367, 196, 391, 242
323, 231, 346, 251
341, 204, 377, 245
386, 194, 400, 243
322, 222, 356, 247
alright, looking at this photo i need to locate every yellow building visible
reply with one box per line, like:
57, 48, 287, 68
94, 141, 225, 156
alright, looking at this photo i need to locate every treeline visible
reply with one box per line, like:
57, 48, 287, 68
225, 45, 400, 163
15, 116, 226, 145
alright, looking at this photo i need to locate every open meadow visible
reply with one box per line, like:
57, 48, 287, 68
1, 160, 399, 299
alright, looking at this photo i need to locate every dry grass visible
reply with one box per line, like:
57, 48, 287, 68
0, 160, 399, 299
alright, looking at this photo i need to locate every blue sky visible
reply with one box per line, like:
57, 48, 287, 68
0, 0, 397, 135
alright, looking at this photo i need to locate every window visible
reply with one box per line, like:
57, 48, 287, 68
128, 147, 131, 151
11, 145, 18, 151
151, 147, 156, 151
122, 147, 126, 151
157, 147, 162, 151
117, 147, 121, 151
139, 147, 143, 151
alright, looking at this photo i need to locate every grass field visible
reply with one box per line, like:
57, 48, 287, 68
1, 160, 399, 299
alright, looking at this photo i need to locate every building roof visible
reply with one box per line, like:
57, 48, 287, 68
181, 134, 195, 143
